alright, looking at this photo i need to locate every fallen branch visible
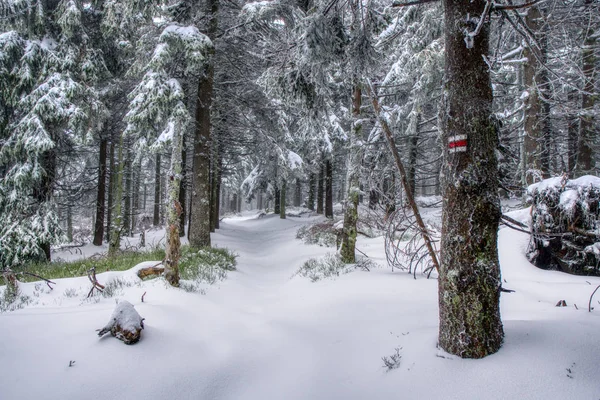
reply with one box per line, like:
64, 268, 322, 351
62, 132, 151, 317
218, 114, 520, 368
87, 267, 105, 298
589, 284, 600, 312
136, 262, 165, 280
367, 80, 440, 273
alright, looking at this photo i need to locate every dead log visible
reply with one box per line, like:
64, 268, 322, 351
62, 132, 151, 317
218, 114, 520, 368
97, 300, 144, 345
136, 262, 165, 279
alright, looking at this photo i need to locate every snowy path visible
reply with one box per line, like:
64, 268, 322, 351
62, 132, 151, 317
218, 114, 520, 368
1, 212, 600, 399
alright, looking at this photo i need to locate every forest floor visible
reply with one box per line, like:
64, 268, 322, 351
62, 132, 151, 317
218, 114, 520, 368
1, 206, 600, 399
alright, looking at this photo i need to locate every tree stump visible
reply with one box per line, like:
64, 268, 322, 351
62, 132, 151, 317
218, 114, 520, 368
97, 301, 144, 344
527, 175, 600, 276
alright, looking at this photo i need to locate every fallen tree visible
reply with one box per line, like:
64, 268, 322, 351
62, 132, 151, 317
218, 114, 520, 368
527, 175, 600, 276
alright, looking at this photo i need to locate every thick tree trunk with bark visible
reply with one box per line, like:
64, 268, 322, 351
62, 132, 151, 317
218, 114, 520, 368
188, 0, 218, 247
274, 184, 281, 214
576, 0, 596, 177
93, 138, 107, 246
522, 7, 544, 185
340, 85, 362, 264
164, 125, 183, 287
439, 0, 503, 358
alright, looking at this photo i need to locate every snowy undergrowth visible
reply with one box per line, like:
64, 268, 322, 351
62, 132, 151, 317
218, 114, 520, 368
178, 247, 237, 292
296, 253, 377, 282
296, 220, 338, 247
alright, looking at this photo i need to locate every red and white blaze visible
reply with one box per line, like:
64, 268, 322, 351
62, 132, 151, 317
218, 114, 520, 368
448, 134, 467, 153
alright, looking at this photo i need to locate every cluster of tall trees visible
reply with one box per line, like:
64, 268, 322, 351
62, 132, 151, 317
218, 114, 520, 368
1, 0, 598, 358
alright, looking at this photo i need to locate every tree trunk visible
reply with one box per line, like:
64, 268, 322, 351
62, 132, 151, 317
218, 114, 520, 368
294, 178, 302, 207
317, 163, 324, 214
439, 0, 503, 358
408, 114, 420, 198
179, 143, 187, 236
153, 153, 161, 227
108, 133, 125, 257
325, 158, 333, 218
274, 184, 281, 214
34, 148, 56, 261
93, 138, 107, 246
214, 153, 222, 228
188, 0, 218, 247
164, 124, 183, 287
567, 91, 579, 177
280, 179, 286, 219
106, 140, 115, 242
123, 144, 132, 237
576, 0, 596, 177
340, 84, 362, 264
307, 173, 316, 211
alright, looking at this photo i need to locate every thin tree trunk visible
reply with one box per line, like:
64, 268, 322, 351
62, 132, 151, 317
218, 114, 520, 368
108, 133, 125, 257
438, 0, 503, 358
307, 173, 316, 211
214, 152, 222, 229
93, 138, 107, 246
123, 143, 132, 237
106, 140, 115, 242
35, 148, 56, 261
153, 153, 161, 227
294, 178, 301, 207
317, 164, 324, 214
179, 142, 187, 237
325, 158, 333, 218
567, 91, 579, 177
408, 114, 420, 198
280, 179, 286, 219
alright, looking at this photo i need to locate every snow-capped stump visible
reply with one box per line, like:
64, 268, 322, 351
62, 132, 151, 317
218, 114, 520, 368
97, 301, 144, 345
527, 175, 600, 276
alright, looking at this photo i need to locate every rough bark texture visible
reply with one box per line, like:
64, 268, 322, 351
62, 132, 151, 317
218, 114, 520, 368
522, 6, 545, 185
317, 164, 324, 214
97, 301, 144, 345
308, 173, 316, 211
108, 134, 124, 257
179, 144, 187, 236
325, 158, 333, 219
164, 126, 183, 287
93, 138, 107, 246
567, 91, 579, 177
153, 153, 161, 227
439, 0, 503, 358
576, 0, 596, 177
274, 184, 281, 215
188, 0, 218, 247
280, 180, 286, 219
294, 178, 302, 207
340, 85, 362, 264
106, 140, 115, 242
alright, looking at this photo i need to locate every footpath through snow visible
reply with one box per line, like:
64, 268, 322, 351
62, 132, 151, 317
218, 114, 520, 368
1, 211, 600, 399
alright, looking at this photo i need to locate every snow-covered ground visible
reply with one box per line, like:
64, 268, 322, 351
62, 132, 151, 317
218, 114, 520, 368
1, 209, 600, 399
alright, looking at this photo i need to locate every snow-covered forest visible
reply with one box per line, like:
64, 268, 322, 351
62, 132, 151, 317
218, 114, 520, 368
1, 0, 599, 398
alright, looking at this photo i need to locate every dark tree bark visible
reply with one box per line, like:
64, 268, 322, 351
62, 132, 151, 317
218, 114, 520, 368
567, 91, 579, 177
189, 0, 218, 247
317, 163, 324, 214
307, 173, 316, 211
439, 0, 503, 358
123, 145, 132, 237
274, 184, 281, 214
34, 148, 56, 261
106, 140, 115, 242
153, 153, 161, 227
280, 179, 286, 219
325, 158, 333, 218
93, 138, 108, 246
179, 143, 187, 237
294, 178, 302, 207
576, 0, 596, 177
407, 114, 420, 198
